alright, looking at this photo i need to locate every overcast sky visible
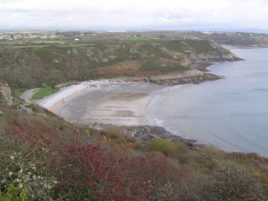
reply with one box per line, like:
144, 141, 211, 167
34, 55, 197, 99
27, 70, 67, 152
0, 0, 268, 32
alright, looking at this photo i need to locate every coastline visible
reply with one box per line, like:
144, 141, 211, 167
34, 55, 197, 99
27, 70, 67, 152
22, 68, 222, 118
23, 80, 162, 126
20, 64, 235, 146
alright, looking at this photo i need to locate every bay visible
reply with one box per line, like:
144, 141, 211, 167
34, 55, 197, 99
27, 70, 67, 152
146, 48, 268, 157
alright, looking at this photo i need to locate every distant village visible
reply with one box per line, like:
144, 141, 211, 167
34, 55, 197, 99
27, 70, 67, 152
0, 31, 60, 40
0, 31, 102, 41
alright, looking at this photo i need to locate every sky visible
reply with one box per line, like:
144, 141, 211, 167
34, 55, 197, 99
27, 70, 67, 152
0, 0, 268, 32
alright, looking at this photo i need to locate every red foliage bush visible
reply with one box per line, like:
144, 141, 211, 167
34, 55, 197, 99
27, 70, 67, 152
9, 120, 60, 145
57, 143, 180, 201
6, 111, 181, 201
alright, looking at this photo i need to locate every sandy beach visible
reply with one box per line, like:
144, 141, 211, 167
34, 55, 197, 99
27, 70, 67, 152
22, 80, 162, 126
81, 92, 151, 126
20, 68, 221, 127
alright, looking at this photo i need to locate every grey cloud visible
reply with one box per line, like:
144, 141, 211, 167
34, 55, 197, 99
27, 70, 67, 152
0, 0, 268, 32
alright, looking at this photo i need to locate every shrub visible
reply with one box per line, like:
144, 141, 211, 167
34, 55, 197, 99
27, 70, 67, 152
106, 131, 126, 144
0, 185, 27, 201
2, 103, 268, 201
148, 139, 177, 155
148, 181, 200, 201
0, 151, 57, 201
197, 154, 217, 170
175, 141, 188, 153
199, 162, 267, 201
54, 144, 151, 201
51, 143, 181, 201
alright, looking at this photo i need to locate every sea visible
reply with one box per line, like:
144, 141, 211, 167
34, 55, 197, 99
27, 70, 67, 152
146, 48, 268, 157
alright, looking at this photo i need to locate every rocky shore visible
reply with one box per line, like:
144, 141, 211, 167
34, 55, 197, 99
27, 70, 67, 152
127, 69, 222, 86
90, 123, 198, 147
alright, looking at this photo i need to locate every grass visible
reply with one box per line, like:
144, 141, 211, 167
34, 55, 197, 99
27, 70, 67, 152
163, 39, 217, 54
12, 87, 26, 97
0, 39, 88, 49
126, 35, 159, 41
184, 39, 216, 53
141, 58, 186, 73
31, 40, 66, 45
31, 87, 59, 100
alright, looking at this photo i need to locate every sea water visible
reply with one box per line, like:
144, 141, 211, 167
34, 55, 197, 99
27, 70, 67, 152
146, 48, 268, 157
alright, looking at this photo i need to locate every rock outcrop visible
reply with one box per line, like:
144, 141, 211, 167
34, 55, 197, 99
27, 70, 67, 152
128, 69, 222, 86
90, 123, 197, 148
148, 70, 221, 85
0, 82, 35, 114
0, 82, 13, 106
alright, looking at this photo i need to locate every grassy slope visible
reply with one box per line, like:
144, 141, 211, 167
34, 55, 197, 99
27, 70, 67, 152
0, 91, 268, 201
0, 38, 233, 88
31, 87, 59, 100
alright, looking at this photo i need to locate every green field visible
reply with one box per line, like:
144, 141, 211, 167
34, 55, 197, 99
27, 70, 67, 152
31, 87, 59, 100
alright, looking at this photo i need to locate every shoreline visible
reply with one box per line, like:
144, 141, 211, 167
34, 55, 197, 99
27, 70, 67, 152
20, 66, 234, 146
20, 80, 162, 126
56, 81, 161, 126
22, 68, 222, 117
127, 69, 221, 85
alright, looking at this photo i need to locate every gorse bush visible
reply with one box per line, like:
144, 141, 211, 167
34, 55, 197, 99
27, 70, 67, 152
0, 185, 27, 201
148, 139, 178, 155
0, 150, 57, 201
199, 162, 266, 201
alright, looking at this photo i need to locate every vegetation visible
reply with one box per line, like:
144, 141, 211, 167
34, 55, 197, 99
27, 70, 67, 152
0, 31, 266, 200
148, 139, 178, 155
0, 89, 268, 200
0, 185, 27, 201
31, 87, 58, 100
0, 37, 236, 88
13, 87, 26, 97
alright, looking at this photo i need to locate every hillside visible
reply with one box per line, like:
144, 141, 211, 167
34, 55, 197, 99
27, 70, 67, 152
1, 82, 268, 200
0, 38, 238, 88
194, 32, 268, 47
178, 32, 268, 47
110, 31, 268, 48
